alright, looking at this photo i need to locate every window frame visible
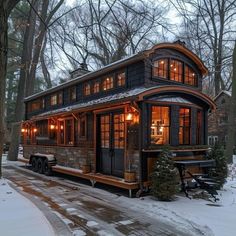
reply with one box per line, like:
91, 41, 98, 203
116, 70, 126, 87
84, 83, 91, 96
152, 57, 198, 87
102, 75, 114, 91
150, 105, 171, 145
69, 86, 77, 102
179, 107, 191, 145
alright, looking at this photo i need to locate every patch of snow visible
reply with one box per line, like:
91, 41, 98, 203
0, 179, 54, 236
66, 207, 77, 213
118, 220, 133, 225
86, 220, 99, 227
97, 230, 114, 236
73, 229, 86, 236
116, 179, 236, 236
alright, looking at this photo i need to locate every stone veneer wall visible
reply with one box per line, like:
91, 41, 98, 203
23, 145, 95, 171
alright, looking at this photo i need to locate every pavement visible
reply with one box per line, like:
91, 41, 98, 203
2, 162, 191, 236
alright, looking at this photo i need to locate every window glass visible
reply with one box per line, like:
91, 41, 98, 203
93, 81, 100, 93
58, 92, 63, 104
114, 114, 125, 148
170, 59, 183, 83
51, 94, 57, 105
185, 65, 197, 86
103, 76, 114, 91
84, 83, 91, 96
179, 108, 190, 145
69, 87, 76, 101
153, 59, 168, 78
65, 119, 74, 145
117, 72, 126, 87
79, 115, 87, 138
151, 106, 170, 145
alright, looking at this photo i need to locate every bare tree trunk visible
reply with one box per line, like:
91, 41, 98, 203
225, 41, 236, 163
8, 0, 39, 161
40, 37, 52, 88
0, 0, 20, 177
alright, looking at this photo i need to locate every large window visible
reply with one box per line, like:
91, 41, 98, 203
151, 106, 170, 145
179, 108, 190, 145
153, 59, 168, 78
153, 58, 198, 87
28, 98, 44, 112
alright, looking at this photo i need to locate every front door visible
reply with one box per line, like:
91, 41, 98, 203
98, 112, 125, 177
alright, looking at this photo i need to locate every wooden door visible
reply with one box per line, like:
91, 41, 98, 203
98, 112, 125, 177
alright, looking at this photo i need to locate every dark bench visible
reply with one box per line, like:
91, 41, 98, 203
174, 160, 219, 201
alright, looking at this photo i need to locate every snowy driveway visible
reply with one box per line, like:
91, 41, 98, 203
3, 163, 213, 236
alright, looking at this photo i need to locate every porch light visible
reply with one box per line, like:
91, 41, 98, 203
126, 113, 133, 121
21, 128, 26, 133
33, 128, 37, 133
60, 125, 64, 130
50, 124, 55, 130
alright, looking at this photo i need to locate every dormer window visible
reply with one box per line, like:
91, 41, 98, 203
117, 71, 126, 87
93, 81, 100, 93
103, 76, 113, 91
50, 92, 63, 106
153, 58, 198, 87
84, 83, 91, 96
69, 87, 76, 101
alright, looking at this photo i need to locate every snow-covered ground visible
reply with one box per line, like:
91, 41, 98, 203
0, 154, 55, 236
116, 178, 236, 236
2, 153, 236, 236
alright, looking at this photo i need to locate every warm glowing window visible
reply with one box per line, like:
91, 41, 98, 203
58, 118, 74, 145
185, 65, 197, 86
179, 108, 190, 145
93, 81, 100, 93
153, 59, 168, 78
30, 99, 42, 111
151, 106, 170, 145
69, 87, 76, 101
117, 72, 126, 87
58, 92, 63, 104
84, 83, 91, 96
114, 114, 125, 148
103, 76, 114, 91
170, 59, 183, 83
50, 94, 57, 105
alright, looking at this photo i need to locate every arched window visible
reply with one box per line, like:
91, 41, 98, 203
152, 58, 198, 87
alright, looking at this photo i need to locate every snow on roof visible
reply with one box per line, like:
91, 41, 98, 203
24, 52, 144, 102
149, 95, 194, 105
35, 86, 157, 118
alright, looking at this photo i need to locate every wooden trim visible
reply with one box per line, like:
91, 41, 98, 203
142, 148, 208, 153
143, 43, 208, 75
138, 86, 216, 110
93, 104, 127, 114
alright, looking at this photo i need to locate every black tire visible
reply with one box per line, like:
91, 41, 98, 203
31, 157, 38, 172
43, 159, 52, 176
37, 158, 44, 174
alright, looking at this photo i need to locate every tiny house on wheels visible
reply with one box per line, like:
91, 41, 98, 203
21, 41, 215, 197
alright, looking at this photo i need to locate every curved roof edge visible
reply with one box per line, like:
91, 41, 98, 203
137, 85, 216, 110
143, 42, 208, 76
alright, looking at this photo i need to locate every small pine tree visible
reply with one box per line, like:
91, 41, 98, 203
207, 144, 228, 188
151, 148, 179, 201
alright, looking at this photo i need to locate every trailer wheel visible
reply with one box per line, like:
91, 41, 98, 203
43, 159, 52, 176
31, 157, 38, 172
37, 158, 44, 174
